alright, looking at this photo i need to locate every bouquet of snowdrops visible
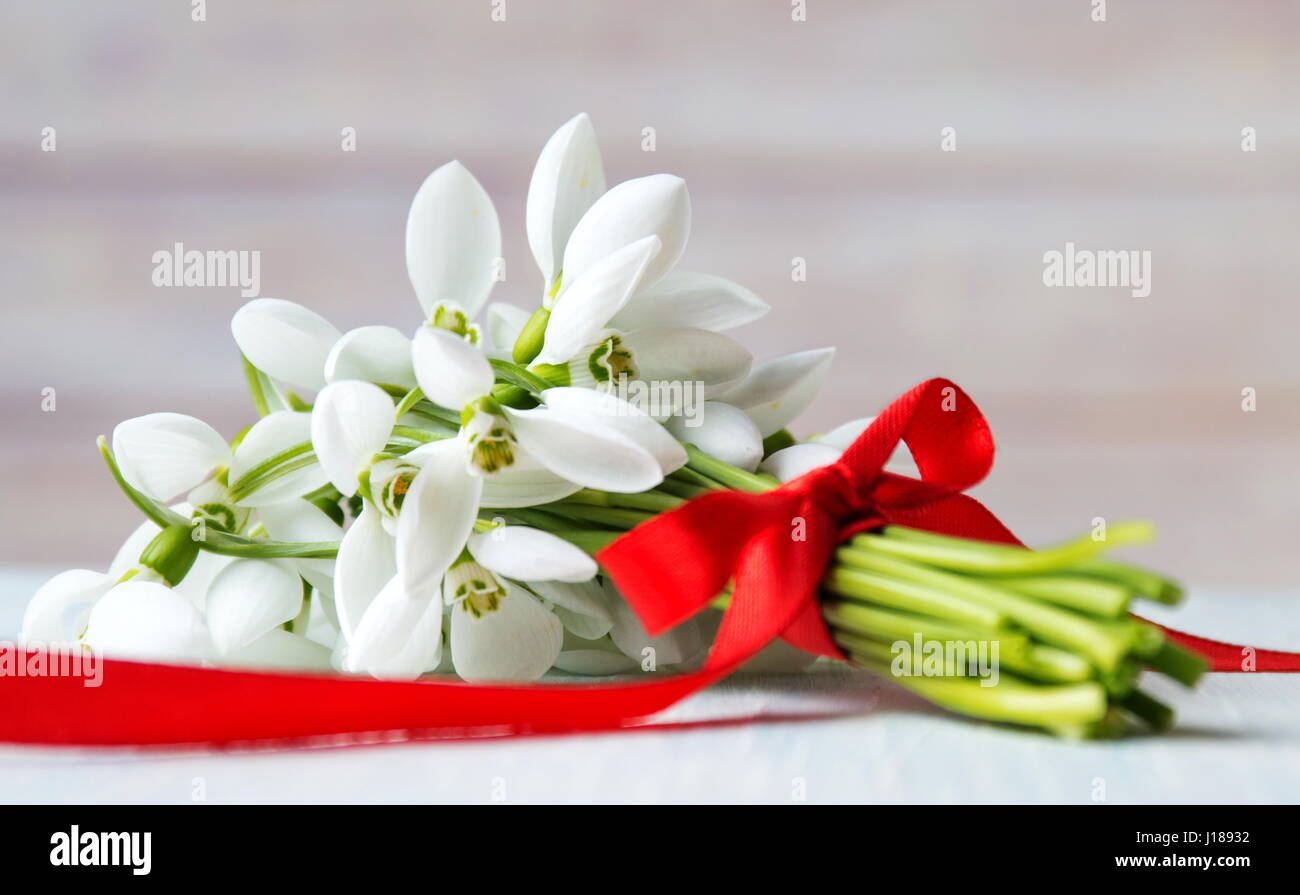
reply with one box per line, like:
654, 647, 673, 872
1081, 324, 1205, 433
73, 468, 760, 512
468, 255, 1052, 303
23, 114, 1203, 736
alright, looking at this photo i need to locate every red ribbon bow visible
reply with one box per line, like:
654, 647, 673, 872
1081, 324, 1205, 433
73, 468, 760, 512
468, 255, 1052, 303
600, 377, 1021, 667
1, 378, 1295, 746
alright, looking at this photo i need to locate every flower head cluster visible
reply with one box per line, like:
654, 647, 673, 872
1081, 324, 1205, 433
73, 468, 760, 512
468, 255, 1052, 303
26, 115, 842, 682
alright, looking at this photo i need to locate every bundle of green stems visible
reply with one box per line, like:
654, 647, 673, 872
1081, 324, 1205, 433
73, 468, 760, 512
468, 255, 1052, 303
500, 443, 1205, 739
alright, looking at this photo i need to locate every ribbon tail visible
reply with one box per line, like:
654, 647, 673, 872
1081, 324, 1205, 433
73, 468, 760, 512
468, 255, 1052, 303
1153, 627, 1300, 673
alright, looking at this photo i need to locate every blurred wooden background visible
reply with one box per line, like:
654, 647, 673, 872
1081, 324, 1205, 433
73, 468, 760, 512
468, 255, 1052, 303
1, 0, 1297, 587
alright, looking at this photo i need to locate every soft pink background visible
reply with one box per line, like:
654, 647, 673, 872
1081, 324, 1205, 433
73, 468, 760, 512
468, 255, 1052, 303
2, 1, 1297, 587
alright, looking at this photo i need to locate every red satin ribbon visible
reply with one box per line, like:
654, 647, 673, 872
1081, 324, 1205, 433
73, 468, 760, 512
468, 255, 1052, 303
1, 378, 1294, 746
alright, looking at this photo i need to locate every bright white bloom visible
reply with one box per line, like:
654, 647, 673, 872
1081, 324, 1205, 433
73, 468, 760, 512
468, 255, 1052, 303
112, 411, 327, 508
711, 347, 836, 437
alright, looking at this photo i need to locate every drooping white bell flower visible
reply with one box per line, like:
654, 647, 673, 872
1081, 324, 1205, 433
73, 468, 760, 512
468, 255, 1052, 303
526, 112, 606, 294
81, 579, 212, 664
414, 325, 683, 490
231, 298, 343, 392
666, 401, 765, 472
520, 116, 768, 338
406, 160, 502, 321
529, 236, 753, 398
443, 527, 601, 682
710, 347, 836, 437
112, 411, 328, 508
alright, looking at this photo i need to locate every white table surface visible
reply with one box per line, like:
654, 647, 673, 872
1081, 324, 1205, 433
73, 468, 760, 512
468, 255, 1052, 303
1, 567, 1297, 804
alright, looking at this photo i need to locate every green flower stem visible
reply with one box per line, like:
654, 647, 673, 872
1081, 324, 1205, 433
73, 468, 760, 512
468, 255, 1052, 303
823, 566, 1006, 629
99, 436, 190, 531
1119, 688, 1175, 731
846, 650, 1109, 730
683, 444, 775, 493
868, 521, 1155, 575
670, 466, 727, 491
488, 508, 621, 554
822, 600, 1031, 660
390, 425, 445, 444
393, 386, 425, 419
994, 575, 1131, 618
1070, 557, 1184, 605
241, 355, 274, 417
656, 479, 712, 500
546, 503, 657, 529
227, 442, 314, 501
489, 357, 552, 394
564, 488, 684, 513
1144, 640, 1208, 687
835, 543, 1131, 672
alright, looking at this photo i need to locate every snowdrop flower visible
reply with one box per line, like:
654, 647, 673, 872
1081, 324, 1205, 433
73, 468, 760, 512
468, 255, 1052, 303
759, 415, 918, 483
112, 411, 328, 510
414, 326, 685, 489
710, 347, 837, 438
499, 114, 768, 361
526, 235, 754, 399
232, 159, 501, 393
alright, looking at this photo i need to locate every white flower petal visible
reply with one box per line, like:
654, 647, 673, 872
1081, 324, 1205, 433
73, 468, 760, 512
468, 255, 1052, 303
324, 326, 416, 390
535, 235, 661, 366
667, 401, 763, 472
553, 648, 639, 675
220, 629, 335, 671
450, 584, 563, 682
714, 347, 836, 437
333, 504, 396, 640
611, 270, 769, 333
606, 581, 707, 668
112, 413, 228, 502
526, 112, 606, 288
230, 298, 341, 390
256, 500, 342, 582
529, 579, 612, 640
561, 174, 689, 292
82, 580, 210, 664
311, 381, 396, 496
620, 327, 753, 392
759, 443, 841, 482
411, 325, 494, 410
204, 559, 304, 654
484, 302, 532, 358
537, 386, 686, 474
230, 411, 329, 506
345, 575, 443, 680
813, 416, 873, 452
504, 404, 664, 493
468, 526, 597, 583
21, 569, 114, 645
405, 160, 502, 318
478, 447, 584, 508
396, 439, 483, 600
